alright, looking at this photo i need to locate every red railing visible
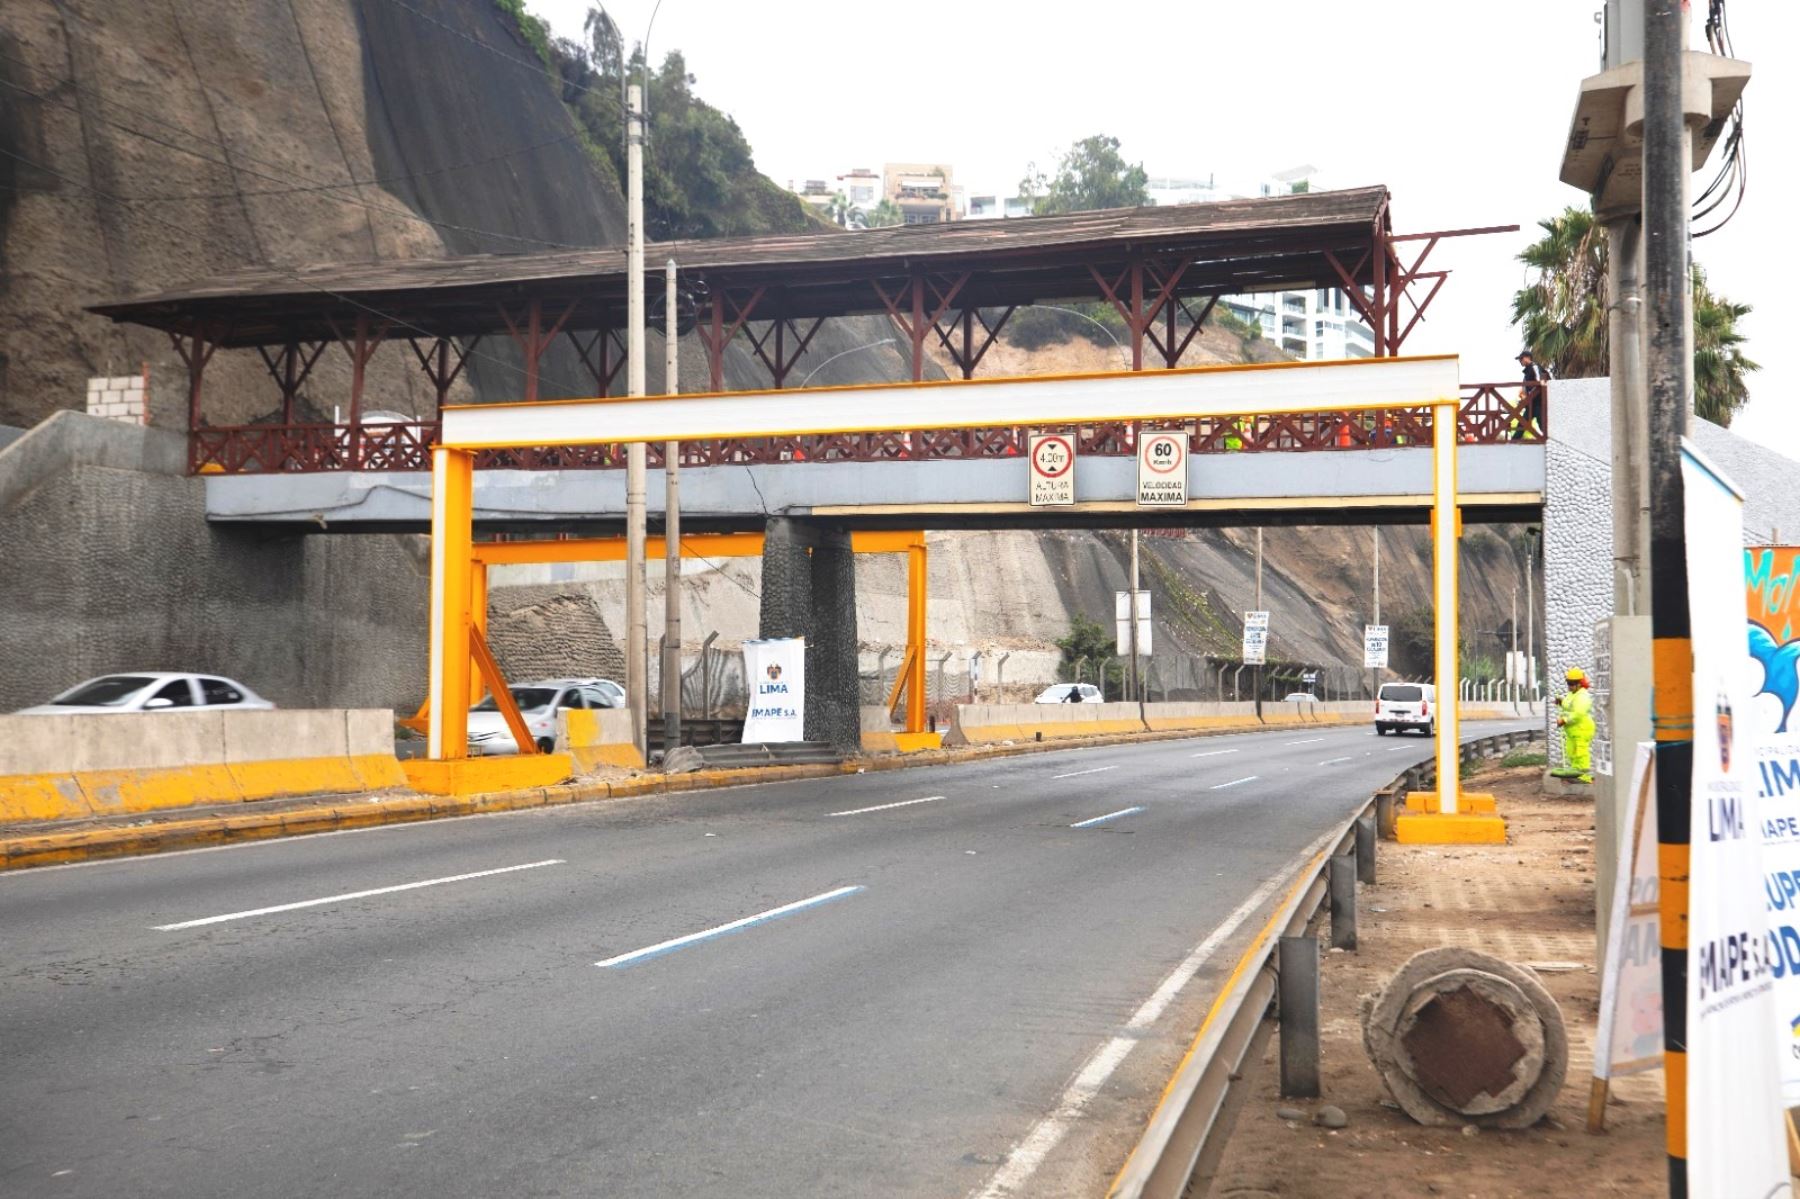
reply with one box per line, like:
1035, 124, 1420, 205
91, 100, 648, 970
189, 383, 1543, 475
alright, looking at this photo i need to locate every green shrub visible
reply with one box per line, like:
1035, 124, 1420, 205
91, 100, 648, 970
1501, 750, 1548, 768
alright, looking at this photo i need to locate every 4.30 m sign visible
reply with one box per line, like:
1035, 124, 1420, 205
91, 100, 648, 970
1137, 429, 1188, 507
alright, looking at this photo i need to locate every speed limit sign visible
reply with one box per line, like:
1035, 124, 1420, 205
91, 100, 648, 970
1028, 433, 1076, 506
1136, 430, 1187, 507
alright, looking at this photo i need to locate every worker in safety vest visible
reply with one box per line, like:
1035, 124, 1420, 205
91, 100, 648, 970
1222, 416, 1248, 451
1551, 666, 1595, 782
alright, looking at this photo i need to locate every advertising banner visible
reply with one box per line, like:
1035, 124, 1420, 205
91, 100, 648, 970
1591, 743, 1663, 1123
1028, 433, 1076, 506
1681, 444, 1788, 1197
742, 638, 805, 743
1115, 590, 1151, 657
1747, 548, 1800, 1106
1363, 625, 1389, 670
1136, 430, 1187, 507
1242, 611, 1269, 667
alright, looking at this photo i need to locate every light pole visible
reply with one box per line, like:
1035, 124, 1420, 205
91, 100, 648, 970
662, 257, 682, 750
625, 83, 648, 760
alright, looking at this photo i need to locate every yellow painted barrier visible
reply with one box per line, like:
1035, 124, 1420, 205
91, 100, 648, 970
556, 709, 646, 772
402, 754, 572, 796
0, 710, 409, 824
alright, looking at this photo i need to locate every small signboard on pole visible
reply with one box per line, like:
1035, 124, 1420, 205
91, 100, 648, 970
1115, 590, 1152, 657
1363, 624, 1389, 670
1136, 430, 1187, 507
1242, 610, 1269, 666
1029, 433, 1075, 506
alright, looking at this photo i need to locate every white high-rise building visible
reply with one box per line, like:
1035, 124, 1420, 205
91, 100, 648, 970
1221, 288, 1377, 361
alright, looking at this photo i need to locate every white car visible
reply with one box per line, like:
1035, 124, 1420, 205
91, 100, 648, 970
16, 672, 275, 714
1375, 682, 1436, 736
466, 679, 619, 756
1033, 683, 1103, 704
1281, 692, 1319, 703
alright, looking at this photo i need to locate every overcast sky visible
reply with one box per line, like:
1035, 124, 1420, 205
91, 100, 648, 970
535, 0, 1793, 455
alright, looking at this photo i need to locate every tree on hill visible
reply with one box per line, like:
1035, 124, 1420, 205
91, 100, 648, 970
546, 11, 824, 239
1020, 135, 1149, 216
1056, 614, 1123, 695
1511, 206, 1759, 425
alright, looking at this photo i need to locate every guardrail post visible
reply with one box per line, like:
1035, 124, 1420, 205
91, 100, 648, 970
1278, 935, 1321, 1098
1329, 854, 1357, 950
1355, 815, 1377, 884
1376, 790, 1397, 839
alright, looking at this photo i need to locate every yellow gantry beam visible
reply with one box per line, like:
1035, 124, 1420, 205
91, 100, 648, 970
427, 358, 1465, 764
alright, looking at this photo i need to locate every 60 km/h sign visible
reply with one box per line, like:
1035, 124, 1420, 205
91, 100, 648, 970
1029, 432, 1076, 506
1137, 430, 1187, 507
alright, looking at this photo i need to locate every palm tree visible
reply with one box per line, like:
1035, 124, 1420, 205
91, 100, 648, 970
1511, 207, 1759, 425
862, 199, 904, 229
1691, 265, 1758, 427
825, 191, 853, 228
1510, 207, 1609, 379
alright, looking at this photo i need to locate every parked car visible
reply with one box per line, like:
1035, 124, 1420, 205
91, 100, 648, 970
1375, 682, 1436, 736
1033, 683, 1103, 704
1281, 692, 1319, 703
15, 672, 274, 714
466, 679, 617, 755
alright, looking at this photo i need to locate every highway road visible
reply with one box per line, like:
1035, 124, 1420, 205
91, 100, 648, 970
0, 720, 1530, 1198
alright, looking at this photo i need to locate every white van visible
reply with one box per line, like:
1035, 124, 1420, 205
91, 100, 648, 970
1375, 682, 1436, 736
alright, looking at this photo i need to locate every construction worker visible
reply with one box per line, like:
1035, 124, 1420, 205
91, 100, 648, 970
1509, 350, 1547, 440
1551, 667, 1595, 782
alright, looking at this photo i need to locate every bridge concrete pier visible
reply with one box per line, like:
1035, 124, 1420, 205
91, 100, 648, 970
759, 518, 861, 751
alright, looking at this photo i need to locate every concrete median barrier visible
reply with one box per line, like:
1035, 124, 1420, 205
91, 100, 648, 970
0, 710, 408, 823
556, 708, 645, 772
1140, 702, 1262, 732
944, 701, 1147, 746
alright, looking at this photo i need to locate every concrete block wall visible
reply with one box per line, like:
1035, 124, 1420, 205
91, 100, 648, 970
85, 374, 148, 425
0, 411, 430, 713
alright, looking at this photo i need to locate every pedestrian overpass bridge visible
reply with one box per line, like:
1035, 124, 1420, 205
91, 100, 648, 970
200, 380, 1543, 533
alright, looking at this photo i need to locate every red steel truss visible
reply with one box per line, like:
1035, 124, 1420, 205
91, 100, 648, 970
186, 382, 1545, 474
92, 187, 1519, 476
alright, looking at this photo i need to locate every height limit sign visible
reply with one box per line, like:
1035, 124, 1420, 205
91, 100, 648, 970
1028, 433, 1075, 506
1136, 430, 1187, 507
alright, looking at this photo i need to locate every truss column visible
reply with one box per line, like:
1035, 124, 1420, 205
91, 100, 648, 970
706, 292, 725, 390
1129, 259, 1145, 370
908, 275, 926, 381
1371, 220, 1390, 357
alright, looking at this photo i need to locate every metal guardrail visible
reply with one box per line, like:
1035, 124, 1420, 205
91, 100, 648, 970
1108, 726, 1543, 1199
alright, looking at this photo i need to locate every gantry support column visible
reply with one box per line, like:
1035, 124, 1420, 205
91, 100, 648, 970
427, 447, 475, 760
1431, 397, 1461, 813
906, 537, 927, 735
807, 527, 860, 751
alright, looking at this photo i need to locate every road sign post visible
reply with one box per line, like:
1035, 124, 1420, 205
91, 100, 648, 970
1136, 430, 1187, 507
1028, 432, 1075, 506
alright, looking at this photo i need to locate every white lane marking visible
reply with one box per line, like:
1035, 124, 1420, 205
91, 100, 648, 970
1210, 776, 1259, 790
1051, 765, 1118, 781
594, 885, 864, 968
971, 823, 1344, 1199
152, 859, 564, 931
829, 795, 944, 817
1069, 806, 1144, 829
1386, 745, 1414, 752
1318, 756, 1353, 766
1284, 737, 1326, 745
1189, 748, 1238, 759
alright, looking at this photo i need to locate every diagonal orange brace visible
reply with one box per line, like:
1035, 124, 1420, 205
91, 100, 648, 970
886, 645, 918, 720
470, 625, 538, 754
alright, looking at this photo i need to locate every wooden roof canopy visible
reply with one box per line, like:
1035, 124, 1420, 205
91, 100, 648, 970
89, 185, 1394, 348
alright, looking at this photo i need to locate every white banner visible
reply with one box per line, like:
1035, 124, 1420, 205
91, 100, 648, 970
742, 638, 806, 744
1363, 624, 1389, 670
1681, 443, 1788, 1197
1756, 734, 1800, 1106
1115, 590, 1151, 657
1136, 430, 1187, 507
1242, 610, 1269, 667
1593, 743, 1663, 1094
1028, 432, 1076, 506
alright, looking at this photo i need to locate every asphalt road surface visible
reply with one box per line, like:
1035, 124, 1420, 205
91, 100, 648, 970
0, 720, 1530, 1198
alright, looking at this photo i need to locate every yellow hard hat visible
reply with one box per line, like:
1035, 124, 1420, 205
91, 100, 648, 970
1566, 667, 1587, 683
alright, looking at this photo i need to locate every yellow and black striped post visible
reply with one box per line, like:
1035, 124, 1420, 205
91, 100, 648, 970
1645, 0, 1692, 1190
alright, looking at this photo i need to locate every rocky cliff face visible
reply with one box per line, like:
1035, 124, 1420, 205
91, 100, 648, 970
0, 0, 919, 428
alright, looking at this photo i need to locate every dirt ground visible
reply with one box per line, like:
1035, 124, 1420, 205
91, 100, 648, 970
1208, 764, 1671, 1198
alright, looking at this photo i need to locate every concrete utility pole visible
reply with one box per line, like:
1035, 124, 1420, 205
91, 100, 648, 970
662, 257, 682, 750
1129, 529, 1141, 701
1254, 527, 1264, 712
625, 83, 648, 759
1371, 528, 1381, 700
1510, 582, 1519, 705
1643, 5, 1692, 1191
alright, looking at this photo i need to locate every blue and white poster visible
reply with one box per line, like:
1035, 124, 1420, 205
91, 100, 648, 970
1682, 443, 1789, 1197
742, 638, 806, 743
